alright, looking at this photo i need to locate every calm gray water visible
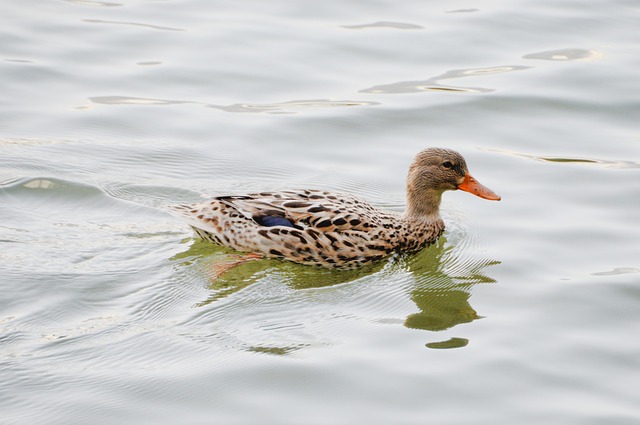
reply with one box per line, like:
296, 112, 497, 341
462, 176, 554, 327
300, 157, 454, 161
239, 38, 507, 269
2, 1, 640, 424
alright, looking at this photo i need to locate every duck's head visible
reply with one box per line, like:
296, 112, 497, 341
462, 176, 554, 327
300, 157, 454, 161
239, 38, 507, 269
405, 147, 500, 218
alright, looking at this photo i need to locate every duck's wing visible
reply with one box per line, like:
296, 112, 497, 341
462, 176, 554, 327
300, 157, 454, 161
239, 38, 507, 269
172, 190, 392, 233
233, 190, 392, 233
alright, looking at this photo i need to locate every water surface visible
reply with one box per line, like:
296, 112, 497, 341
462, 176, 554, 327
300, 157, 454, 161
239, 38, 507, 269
2, 0, 640, 424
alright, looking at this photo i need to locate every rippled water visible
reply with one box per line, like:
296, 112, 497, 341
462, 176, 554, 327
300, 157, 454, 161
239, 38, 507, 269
2, 0, 640, 424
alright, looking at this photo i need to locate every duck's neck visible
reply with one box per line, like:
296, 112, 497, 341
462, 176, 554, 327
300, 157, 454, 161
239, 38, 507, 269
403, 187, 443, 222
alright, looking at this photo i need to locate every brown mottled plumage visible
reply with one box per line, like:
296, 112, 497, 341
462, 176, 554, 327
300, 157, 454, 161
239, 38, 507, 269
171, 148, 500, 269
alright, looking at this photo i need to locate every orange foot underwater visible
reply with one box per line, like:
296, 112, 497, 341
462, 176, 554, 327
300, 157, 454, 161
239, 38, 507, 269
211, 252, 263, 280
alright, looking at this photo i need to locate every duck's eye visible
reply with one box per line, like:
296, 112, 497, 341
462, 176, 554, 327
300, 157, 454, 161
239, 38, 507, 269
442, 161, 454, 169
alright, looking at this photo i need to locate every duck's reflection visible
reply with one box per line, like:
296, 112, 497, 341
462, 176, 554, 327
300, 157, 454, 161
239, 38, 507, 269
399, 239, 498, 333
172, 235, 499, 347
171, 239, 384, 306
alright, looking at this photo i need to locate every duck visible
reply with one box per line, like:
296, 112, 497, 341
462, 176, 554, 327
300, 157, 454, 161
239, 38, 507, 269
171, 148, 500, 269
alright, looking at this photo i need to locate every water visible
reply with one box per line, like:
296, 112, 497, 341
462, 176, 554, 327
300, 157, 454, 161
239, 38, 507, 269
2, 0, 640, 423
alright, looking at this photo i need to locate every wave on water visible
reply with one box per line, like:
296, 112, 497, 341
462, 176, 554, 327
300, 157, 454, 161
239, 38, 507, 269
89, 96, 380, 114
485, 147, 640, 169
360, 65, 531, 94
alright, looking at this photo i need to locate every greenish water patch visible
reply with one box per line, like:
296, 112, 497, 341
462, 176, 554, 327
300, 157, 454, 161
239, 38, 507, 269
426, 337, 469, 349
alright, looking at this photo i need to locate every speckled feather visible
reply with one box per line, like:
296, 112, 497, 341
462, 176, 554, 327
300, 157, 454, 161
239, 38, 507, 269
170, 189, 444, 269
170, 148, 500, 269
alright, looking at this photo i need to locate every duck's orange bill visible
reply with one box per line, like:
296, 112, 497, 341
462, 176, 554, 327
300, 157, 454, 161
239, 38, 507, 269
457, 173, 501, 201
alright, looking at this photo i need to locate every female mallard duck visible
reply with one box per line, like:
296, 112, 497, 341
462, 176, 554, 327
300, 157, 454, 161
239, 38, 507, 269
171, 148, 500, 269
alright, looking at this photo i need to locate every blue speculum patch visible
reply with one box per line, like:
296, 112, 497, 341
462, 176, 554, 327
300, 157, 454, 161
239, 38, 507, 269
255, 215, 296, 228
